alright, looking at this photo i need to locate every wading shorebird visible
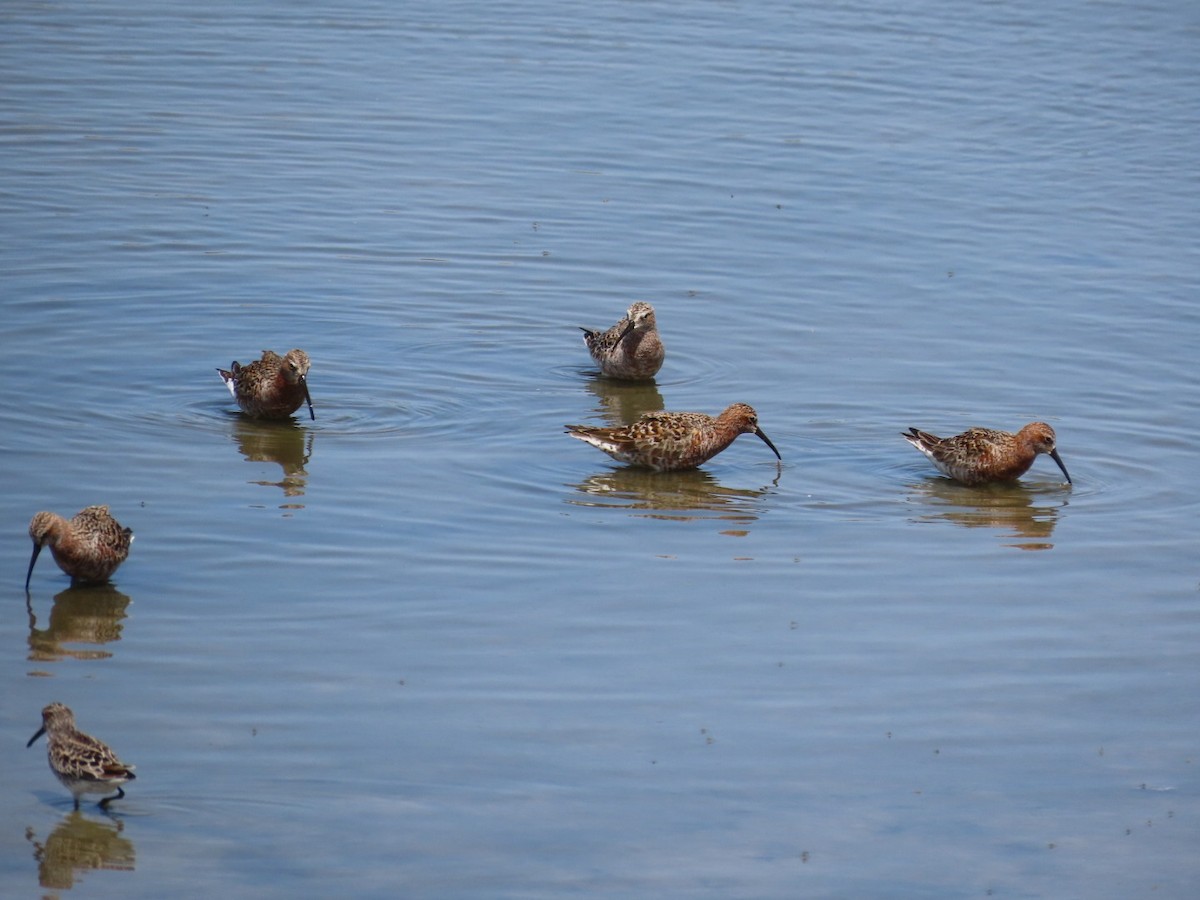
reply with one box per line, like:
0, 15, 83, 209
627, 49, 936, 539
567, 402, 781, 472
26, 506, 133, 590
217, 349, 315, 420
581, 302, 664, 380
27, 703, 136, 810
902, 422, 1071, 486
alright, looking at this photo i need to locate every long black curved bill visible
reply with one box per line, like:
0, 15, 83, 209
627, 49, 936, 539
1049, 448, 1071, 485
755, 428, 782, 461
24, 543, 42, 591
301, 378, 315, 421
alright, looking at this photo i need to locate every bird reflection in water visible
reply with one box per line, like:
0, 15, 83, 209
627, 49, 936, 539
230, 417, 313, 502
583, 376, 666, 427
567, 466, 775, 524
25, 811, 135, 891
26, 585, 131, 662
905, 478, 1066, 550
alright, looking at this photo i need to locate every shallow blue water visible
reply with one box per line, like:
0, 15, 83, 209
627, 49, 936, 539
2, 1, 1198, 896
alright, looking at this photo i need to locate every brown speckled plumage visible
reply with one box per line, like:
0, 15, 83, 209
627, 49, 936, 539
26, 506, 133, 590
902, 422, 1071, 486
567, 402, 781, 472
217, 348, 315, 420
581, 302, 664, 380
27, 703, 136, 810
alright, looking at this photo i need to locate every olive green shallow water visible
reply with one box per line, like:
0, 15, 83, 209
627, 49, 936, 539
3, 1, 1199, 897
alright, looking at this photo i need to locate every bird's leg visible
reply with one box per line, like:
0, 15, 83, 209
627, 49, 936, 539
97, 786, 125, 809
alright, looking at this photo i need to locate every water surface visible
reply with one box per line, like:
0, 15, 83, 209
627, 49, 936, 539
2, 0, 1198, 897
